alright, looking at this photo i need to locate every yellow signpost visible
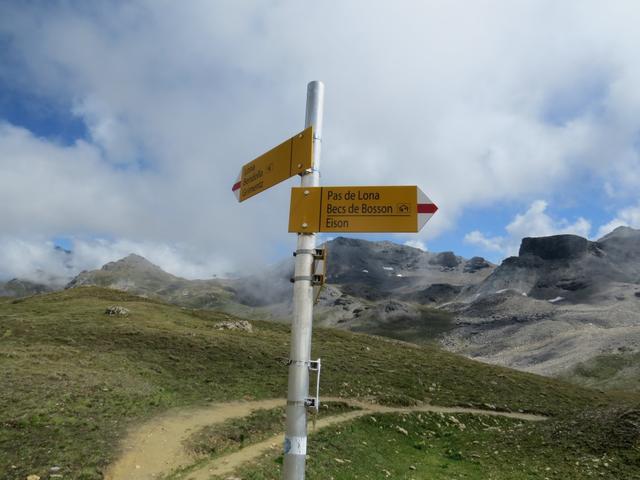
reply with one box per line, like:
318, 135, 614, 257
232, 126, 314, 202
288, 185, 438, 233
234, 82, 438, 480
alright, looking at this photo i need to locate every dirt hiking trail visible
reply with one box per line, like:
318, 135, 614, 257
104, 397, 547, 480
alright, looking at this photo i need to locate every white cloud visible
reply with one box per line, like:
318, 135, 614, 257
463, 231, 505, 253
1, 2, 640, 277
404, 240, 428, 252
465, 200, 591, 257
0, 238, 73, 286
71, 238, 232, 279
0, 236, 231, 283
0, 123, 147, 235
71, 96, 140, 165
597, 203, 640, 239
505, 200, 591, 240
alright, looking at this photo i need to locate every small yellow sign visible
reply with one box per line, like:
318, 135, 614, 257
288, 186, 438, 233
233, 127, 313, 202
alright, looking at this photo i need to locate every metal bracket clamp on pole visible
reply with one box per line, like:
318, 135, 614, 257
290, 249, 327, 288
305, 359, 321, 412
283, 80, 324, 480
289, 275, 325, 285
286, 358, 320, 412
293, 248, 326, 259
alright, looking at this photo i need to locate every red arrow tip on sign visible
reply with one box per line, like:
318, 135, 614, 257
416, 187, 437, 232
417, 203, 438, 214
232, 173, 242, 201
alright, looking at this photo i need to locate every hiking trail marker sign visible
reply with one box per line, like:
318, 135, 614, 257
232, 81, 438, 480
288, 185, 437, 233
232, 126, 313, 202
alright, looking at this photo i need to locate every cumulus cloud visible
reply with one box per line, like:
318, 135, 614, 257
2, 2, 640, 278
465, 200, 591, 257
505, 201, 591, 240
0, 123, 146, 235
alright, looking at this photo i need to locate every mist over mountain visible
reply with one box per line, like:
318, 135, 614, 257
0, 278, 53, 297
227, 237, 494, 307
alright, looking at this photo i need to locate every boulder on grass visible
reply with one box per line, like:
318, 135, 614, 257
105, 305, 130, 316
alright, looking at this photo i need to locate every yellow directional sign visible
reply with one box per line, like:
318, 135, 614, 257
288, 186, 438, 233
232, 127, 313, 202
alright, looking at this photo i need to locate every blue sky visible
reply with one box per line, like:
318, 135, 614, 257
1, 1, 640, 280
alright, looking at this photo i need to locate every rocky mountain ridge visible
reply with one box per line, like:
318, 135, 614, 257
3, 227, 639, 387
471, 227, 640, 303
443, 226, 640, 379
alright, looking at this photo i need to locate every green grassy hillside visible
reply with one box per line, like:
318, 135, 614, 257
562, 351, 640, 392
239, 407, 640, 479
0, 288, 638, 479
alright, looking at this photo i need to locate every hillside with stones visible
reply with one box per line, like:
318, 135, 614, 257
444, 226, 640, 378
5, 228, 639, 387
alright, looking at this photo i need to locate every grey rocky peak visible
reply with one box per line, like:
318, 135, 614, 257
66, 253, 231, 309
101, 253, 165, 272
473, 228, 640, 303
518, 234, 591, 260
598, 225, 640, 241
68, 253, 179, 290
445, 226, 640, 380
596, 226, 640, 280
323, 236, 493, 295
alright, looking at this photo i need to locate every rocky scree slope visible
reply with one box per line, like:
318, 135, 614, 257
444, 226, 640, 379
225, 237, 495, 332
471, 227, 640, 303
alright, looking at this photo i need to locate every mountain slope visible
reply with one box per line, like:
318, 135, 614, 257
67, 254, 234, 309
325, 237, 494, 300
227, 237, 495, 330
60, 229, 640, 386
472, 227, 640, 303
62, 239, 494, 332
445, 226, 640, 377
1, 288, 637, 479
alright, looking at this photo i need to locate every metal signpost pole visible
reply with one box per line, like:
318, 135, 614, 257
283, 81, 324, 480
